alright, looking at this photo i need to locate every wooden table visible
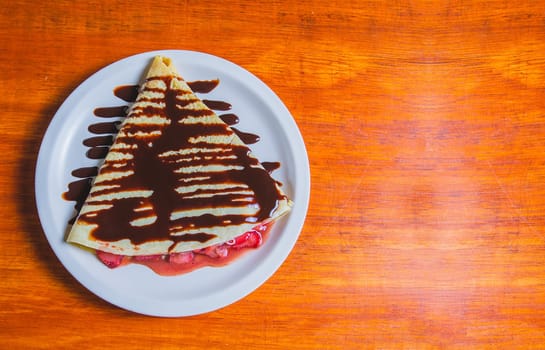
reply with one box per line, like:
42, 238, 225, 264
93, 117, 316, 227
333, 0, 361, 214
3, 0, 545, 348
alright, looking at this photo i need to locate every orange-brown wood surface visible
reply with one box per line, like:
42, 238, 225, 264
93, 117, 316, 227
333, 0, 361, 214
2, 0, 545, 348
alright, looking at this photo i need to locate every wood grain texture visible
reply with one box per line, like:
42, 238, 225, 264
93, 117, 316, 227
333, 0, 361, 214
2, 0, 545, 348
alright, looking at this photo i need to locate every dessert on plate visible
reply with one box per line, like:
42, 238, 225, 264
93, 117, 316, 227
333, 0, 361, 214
66, 56, 292, 275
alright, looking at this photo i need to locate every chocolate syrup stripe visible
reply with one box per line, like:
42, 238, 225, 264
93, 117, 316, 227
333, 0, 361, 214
78, 75, 285, 246
64, 79, 281, 227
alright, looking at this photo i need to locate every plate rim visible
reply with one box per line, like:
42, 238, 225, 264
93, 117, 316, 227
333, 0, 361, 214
35, 49, 310, 317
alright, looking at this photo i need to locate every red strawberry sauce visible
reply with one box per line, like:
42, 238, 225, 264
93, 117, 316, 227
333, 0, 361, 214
96, 223, 272, 276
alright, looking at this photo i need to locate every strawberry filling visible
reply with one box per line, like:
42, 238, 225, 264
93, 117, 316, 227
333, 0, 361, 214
96, 224, 270, 275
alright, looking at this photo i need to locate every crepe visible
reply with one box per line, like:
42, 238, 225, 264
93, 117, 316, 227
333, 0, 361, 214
67, 56, 292, 256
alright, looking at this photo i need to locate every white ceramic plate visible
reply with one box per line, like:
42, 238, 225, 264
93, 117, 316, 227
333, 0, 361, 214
35, 50, 310, 317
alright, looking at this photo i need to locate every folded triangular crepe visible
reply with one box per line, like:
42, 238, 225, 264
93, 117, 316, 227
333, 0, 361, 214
67, 56, 292, 257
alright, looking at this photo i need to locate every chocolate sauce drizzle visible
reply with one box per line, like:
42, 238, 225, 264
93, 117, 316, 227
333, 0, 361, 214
63, 78, 284, 245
